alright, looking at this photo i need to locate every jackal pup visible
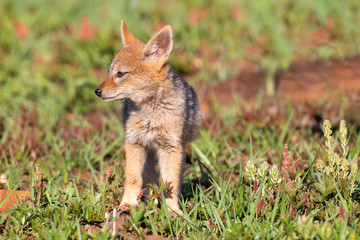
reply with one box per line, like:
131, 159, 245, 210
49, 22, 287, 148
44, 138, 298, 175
95, 20, 202, 215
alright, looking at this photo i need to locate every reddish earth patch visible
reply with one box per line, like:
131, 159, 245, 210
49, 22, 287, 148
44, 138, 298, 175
0, 190, 31, 213
199, 55, 360, 120
276, 57, 360, 102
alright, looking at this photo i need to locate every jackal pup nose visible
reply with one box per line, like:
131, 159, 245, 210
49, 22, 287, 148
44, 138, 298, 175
95, 88, 102, 97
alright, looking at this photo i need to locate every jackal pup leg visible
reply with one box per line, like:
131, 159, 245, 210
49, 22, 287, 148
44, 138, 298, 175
158, 146, 184, 216
120, 140, 146, 208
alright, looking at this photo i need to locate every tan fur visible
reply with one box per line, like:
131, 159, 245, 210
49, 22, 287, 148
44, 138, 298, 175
95, 20, 202, 215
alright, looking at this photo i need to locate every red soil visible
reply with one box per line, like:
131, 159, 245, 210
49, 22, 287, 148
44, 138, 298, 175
199, 56, 360, 120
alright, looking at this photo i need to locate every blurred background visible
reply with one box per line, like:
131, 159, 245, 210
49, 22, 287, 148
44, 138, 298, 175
1, 0, 360, 113
1, 0, 360, 187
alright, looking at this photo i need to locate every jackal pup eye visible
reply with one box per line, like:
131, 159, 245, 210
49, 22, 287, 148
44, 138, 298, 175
116, 71, 127, 78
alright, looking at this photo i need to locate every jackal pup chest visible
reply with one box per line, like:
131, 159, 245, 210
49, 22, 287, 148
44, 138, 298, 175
122, 73, 201, 150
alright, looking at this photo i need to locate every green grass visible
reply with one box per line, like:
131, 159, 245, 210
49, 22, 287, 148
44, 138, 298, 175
1, 0, 360, 239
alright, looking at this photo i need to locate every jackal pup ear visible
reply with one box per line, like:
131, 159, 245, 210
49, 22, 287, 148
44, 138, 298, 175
120, 20, 139, 46
143, 25, 173, 64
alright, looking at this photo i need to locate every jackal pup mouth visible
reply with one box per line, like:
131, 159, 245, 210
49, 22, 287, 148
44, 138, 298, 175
94, 88, 124, 102
99, 95, 120, 102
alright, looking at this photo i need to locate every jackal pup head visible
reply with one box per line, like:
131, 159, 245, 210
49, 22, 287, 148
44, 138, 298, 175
95, 20, 173, 102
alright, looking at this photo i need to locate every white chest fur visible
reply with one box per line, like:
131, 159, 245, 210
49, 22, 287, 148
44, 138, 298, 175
125, 102, 184, 150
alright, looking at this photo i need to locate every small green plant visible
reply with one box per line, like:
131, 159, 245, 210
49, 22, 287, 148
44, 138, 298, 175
315, 120, 358, 199
244, 160, 282, 190
121, 179, 177, 237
